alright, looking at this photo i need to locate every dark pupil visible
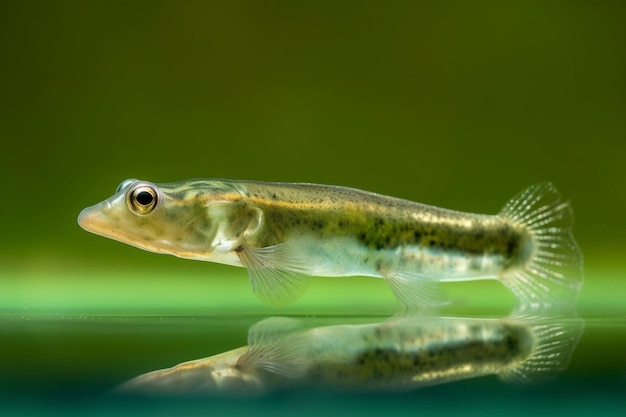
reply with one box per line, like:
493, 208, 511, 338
136, 191, 154, 206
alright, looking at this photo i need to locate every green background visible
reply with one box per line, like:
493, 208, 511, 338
0, 1, 625, 415
1, 0, 624, 314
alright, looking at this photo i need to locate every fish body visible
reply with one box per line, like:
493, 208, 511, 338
116, 315, 583, 395
242, 316, 537, 390
78, 179, 583, 308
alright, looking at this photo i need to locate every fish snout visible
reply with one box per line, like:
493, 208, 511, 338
77, 200, 113, 232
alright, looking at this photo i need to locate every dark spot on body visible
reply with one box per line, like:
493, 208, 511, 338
234, 245, 244, 253
373, 348, 386, 359
164, 210, 179, 222
504, 333, 520, 352
334, 369, 348, 378
506, 239, 517, 257
270, 211, 284, 224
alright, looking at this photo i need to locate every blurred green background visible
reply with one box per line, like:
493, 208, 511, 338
1, 0, 625, 314
1, 2, 625, 415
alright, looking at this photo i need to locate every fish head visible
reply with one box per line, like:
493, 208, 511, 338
115, 346, 266, 396
78, 178, 228, 260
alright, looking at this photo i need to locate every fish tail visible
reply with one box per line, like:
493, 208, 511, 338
498, 183, 584, 309
499, 314, 583, 383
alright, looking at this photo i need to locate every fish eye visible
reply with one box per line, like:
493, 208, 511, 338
127, 184, 158, 215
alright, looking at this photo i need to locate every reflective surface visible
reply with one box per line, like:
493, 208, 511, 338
116, 314, 583, 395
2, 265, 621, 417
0, 312, 623, 416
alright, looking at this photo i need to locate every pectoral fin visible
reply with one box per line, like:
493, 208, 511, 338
236, 317, 308, 378
236, 243, 310, 306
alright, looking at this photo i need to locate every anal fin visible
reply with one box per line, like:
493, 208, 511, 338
384, 270, 447, 311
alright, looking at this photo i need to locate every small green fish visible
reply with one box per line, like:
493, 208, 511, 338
115, 314, 583, 395
78, 179, 583, 308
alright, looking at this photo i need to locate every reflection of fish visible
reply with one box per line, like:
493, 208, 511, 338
116, 315, 583, 396
79, 179, 582, 308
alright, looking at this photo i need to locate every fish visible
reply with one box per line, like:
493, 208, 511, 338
115, 314, 583, 396
78, 179, 583, 308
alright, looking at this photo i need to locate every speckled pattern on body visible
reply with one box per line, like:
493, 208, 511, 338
302, 318, 533, 388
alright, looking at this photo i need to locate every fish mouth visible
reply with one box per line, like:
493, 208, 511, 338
77, 201, 213, 260
77, 201, 119, 238
77, 205, 152, 252
77, 204, 191, 257
77, 206, 97, 231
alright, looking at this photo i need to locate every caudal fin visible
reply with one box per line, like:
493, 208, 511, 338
498, 183, 583, 309
499, 314, 583, 383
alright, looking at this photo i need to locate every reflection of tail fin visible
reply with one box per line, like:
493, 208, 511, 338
499, 183, 584, 309
499, 315, 583, 383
